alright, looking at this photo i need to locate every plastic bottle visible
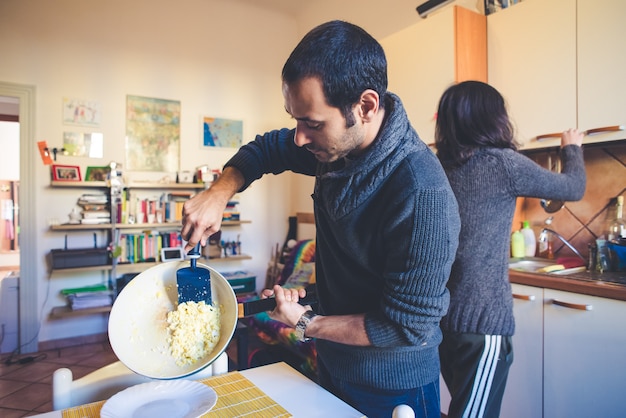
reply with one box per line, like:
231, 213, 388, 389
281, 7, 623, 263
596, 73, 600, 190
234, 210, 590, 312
537, 217, 555, 259
607, 195, 625, 242
511, 229, 525, 258
521, 221, 537, 257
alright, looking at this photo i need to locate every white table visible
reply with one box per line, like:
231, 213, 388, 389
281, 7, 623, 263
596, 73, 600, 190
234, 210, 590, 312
33, 362, 365, 418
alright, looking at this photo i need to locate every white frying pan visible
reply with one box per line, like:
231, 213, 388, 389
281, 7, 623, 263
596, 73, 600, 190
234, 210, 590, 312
108, 261, 238, 379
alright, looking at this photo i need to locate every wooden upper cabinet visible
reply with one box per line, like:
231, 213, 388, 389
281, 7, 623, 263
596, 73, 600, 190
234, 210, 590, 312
455, 6, 487, 83
488, 0, 577, 150
576, 0, 626, 144
488, 0, 625, 150
381, 6, 486, 145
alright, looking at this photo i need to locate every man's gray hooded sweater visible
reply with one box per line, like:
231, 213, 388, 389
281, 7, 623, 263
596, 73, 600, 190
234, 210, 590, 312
225, 93, 460, 390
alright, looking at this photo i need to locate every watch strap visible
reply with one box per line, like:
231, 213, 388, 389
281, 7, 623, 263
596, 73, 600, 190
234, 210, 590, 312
294, 310, 317, 342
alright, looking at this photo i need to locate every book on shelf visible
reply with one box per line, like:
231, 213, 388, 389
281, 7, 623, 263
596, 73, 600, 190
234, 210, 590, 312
116, 231, 182, 264
117, 190, 195, 225
81, 210, 111, 219
223, 199, 240, 221
81, 217, 110, 224
77, 193, 108, 205
66, 291, 113, 310
60, 284, 113, 310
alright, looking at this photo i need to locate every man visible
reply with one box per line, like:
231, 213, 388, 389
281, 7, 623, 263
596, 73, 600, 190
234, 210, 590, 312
182, 20, 460, 417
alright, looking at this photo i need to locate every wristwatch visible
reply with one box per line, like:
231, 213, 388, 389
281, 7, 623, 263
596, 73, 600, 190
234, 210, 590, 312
294, 310, 318, 342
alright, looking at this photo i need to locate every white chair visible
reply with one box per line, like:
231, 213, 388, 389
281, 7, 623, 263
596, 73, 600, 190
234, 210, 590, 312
52, 351, 229, 410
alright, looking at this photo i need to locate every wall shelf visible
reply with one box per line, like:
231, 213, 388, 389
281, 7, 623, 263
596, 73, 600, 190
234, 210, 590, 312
50, 305, 111, 319
50, 220, 250, 231
48, 180, 252, 320
50, 181, 207, 190
50, 181, 108, 188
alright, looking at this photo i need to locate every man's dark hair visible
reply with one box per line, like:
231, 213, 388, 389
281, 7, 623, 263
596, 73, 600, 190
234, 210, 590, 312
435, 80, 517, 167
282, 20, 388, 127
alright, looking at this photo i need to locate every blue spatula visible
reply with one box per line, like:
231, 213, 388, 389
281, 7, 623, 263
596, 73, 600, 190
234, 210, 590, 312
176, 243, 212, 305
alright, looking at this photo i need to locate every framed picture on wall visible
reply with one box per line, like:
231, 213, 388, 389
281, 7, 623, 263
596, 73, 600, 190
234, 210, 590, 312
203, 116, 243, 148
51, 164, 81, 181
85, 166, 110, 182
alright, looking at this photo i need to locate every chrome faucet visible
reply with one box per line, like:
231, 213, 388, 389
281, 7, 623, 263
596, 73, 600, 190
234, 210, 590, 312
541, 228, 585, 261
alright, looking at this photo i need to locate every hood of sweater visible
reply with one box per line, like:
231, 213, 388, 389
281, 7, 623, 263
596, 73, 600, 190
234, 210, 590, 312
315, 92, 431, 220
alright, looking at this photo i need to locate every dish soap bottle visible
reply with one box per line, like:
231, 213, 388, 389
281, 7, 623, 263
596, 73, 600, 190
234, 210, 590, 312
511, 229, 525, 258
521, 221, 537, 257
537, 217, 555, 259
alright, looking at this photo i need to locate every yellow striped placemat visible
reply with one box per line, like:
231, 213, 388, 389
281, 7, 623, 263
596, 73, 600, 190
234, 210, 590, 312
61, 371, 291, 418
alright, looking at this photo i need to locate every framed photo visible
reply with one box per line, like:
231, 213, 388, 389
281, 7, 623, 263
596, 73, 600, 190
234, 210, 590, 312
52, 164, 81, 181
85, 165, 111, 182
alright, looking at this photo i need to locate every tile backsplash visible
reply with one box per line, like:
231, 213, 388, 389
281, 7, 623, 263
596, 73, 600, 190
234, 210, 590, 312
514, 141, 626, 259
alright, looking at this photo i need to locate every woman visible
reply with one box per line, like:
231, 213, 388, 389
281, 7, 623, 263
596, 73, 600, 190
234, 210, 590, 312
435, 81, 586, 418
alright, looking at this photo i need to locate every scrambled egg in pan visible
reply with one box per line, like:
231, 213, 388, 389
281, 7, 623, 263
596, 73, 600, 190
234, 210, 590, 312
166, 301, 221, 366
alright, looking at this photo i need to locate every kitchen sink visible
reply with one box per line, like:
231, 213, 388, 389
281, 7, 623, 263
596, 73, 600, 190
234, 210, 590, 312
508, 258, 587, 275
509, 258, 556, 272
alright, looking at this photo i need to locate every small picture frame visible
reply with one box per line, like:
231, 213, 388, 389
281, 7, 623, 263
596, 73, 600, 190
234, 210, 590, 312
161, 247, 185, 262
85, 166, 111, 182
52, 164, 81, 181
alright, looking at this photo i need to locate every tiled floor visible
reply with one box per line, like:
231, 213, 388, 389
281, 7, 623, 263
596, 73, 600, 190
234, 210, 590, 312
0, 341, 118, 417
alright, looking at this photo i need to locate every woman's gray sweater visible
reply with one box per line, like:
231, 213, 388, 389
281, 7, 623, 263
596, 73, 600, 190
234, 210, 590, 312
440, 145, 586, 336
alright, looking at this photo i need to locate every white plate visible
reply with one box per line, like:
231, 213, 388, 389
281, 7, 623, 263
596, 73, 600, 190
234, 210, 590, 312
100, 380, 218, 418
108, 261, 238, 379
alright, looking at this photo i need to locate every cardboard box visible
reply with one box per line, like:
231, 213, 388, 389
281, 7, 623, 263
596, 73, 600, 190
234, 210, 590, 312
220, 271, 256, 294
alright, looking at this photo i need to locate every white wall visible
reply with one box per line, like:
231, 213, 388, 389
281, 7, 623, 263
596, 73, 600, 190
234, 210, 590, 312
0, 0, 304, 343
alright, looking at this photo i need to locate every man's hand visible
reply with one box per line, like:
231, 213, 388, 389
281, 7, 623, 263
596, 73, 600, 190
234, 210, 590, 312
262, 285, 309, 327
181, 167, 244, 252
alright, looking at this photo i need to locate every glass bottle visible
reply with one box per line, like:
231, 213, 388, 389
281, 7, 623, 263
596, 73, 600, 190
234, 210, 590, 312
607, 196, 625, 242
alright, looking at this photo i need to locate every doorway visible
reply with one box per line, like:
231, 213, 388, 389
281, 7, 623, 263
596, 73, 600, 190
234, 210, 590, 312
0, 82, 37, 354
0, 99, 20, 354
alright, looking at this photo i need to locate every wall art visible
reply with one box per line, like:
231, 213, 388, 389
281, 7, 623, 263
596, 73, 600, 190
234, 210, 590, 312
51, 164, 81, 181
126, 95, 180, 172
62, 97, 101, 127
203, 117, 243, 148
63, 131, 104, 158
85, 166, 111, 182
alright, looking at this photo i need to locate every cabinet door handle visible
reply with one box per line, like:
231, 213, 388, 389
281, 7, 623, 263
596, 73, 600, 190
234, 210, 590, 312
512, 293, 536, 301
551, 299, 593, 311
535, 132, 561, 142
584, 125, 625, 136
536, 125, 624, 142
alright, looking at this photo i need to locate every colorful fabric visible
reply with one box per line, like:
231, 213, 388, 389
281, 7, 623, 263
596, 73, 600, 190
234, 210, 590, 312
278, 239, 316, 285
249, 238, 318, 375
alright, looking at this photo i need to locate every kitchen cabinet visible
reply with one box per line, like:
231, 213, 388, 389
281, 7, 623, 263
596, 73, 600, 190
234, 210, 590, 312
576, 0, 626, 144
500, 283, 626, 417
440, 283, 544, 416
500, 284, 543, 418
381, 5, 486, 145
487, 0, 577, 148
543, 288, 626, 418
488, 0, 626, 150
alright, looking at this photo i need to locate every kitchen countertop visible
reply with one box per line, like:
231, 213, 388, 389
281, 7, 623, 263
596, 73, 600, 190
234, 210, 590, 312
509, 269, 626, 301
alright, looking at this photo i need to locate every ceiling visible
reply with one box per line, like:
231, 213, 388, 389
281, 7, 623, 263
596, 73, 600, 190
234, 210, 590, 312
232, 0, 480, 39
